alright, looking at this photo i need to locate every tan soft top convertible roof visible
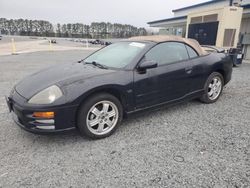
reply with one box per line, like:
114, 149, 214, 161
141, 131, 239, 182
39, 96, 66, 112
129, 35, 207, 56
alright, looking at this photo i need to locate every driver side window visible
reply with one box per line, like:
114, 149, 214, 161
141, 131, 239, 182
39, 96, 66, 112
145, 42, 189, 66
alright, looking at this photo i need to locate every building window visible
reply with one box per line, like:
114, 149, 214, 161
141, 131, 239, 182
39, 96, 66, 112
190, 16, 202, 24
203, 14, 218, 22
223, 29, 236, 47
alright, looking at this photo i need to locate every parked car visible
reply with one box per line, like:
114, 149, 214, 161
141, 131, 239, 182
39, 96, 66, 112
50, 39, 56, 44
100, 40, 105, 45
101, 41, 112, 46
6, 35, 232, 139
90, 39, 103, 45
105, 41, 112, 46
90, 40, 112, 46
0, 35, 2, 40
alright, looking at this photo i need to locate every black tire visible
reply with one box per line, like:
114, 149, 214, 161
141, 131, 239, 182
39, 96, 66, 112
77, 93, 123, 139
200, 72, 224, 104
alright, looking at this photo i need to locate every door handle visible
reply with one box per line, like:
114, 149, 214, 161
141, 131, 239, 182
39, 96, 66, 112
185, 67, 193, 74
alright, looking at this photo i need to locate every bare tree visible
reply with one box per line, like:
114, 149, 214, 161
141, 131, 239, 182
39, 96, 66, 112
0, 18, 147, 38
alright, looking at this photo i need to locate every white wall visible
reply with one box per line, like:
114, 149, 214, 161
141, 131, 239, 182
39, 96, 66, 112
173, 0, 242, 17
174, 1, 229, 17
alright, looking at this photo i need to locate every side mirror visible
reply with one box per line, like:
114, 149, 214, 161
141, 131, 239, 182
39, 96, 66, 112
138, 60, 158, 71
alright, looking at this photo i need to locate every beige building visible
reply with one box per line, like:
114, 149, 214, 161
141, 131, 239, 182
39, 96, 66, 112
186, 6, 243, 48
148, 0, 250, 59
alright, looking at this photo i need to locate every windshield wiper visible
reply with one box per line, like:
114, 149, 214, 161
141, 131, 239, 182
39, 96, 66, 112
84, 61, 108, 69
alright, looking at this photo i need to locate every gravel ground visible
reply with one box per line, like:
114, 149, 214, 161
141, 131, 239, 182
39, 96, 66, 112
0, 51, 249, 188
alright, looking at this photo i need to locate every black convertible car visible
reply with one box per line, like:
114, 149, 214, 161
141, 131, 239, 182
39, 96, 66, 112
6, 35, 232, 139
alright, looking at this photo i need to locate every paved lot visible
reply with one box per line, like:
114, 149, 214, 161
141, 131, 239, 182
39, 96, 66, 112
0, 36, 100, 56
0, 50, 249, 188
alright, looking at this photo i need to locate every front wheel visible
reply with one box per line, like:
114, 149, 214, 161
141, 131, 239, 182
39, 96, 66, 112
200, 72, 224, 104
77, 93, 123, 139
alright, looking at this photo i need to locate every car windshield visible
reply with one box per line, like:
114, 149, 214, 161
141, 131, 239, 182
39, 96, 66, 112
84, 41, 147, 68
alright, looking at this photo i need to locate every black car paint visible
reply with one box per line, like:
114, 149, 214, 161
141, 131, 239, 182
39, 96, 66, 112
7, 41, 232, 133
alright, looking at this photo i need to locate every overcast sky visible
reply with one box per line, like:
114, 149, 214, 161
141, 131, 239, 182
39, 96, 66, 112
0, 0, 208, 28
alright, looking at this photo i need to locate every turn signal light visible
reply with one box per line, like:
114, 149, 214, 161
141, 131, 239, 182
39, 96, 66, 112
33, 112, 54, 119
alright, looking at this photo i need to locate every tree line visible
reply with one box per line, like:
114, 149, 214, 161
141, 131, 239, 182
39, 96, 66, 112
0, 18, 147, 38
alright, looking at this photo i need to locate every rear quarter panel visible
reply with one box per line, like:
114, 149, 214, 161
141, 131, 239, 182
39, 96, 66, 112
192, 53, 232, 90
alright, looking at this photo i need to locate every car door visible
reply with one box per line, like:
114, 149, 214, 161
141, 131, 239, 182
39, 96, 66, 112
133, 62, 159, 108
185, 44, 207, 93
133, 42, 194, 109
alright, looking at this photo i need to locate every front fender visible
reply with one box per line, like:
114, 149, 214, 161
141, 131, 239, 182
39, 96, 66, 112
62, 71, 135, 112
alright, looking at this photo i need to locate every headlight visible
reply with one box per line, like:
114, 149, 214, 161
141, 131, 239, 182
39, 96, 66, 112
28, 85, 63, 104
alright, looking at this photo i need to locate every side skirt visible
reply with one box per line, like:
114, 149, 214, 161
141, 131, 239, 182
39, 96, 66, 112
126, 89, 204, 115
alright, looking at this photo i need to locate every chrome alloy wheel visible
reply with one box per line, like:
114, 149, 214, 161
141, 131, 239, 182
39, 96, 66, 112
86, 100, 119, 135
207, 76, 222, 101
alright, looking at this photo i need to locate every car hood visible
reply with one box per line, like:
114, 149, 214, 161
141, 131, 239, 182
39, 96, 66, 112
15, 62, 115, 99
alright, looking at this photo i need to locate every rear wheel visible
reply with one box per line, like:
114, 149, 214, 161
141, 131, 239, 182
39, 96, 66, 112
77, 93, 123, 139
200, 72, 224, 104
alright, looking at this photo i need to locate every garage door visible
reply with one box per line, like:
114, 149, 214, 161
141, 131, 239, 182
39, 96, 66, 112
188, 22, 219, 45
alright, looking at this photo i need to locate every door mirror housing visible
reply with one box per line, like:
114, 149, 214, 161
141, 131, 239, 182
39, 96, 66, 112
138, 60, 158, 71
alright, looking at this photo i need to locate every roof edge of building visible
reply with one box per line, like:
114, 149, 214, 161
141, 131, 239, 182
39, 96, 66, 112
172, 0, 226, 13
147, 16, 187, 25
241, 4, 250, 9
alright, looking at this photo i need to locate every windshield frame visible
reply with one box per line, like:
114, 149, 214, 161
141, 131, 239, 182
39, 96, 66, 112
83, 41, 154, 70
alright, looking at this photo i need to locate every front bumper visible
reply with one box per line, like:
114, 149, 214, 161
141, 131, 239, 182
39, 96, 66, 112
6, 90, 78, 134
